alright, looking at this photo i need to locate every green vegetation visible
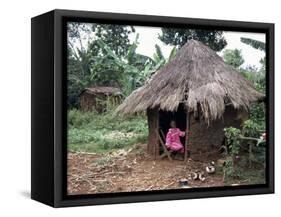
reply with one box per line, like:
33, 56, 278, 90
222, 39, 266, 184
68, 24, 232, 108
67, 23, 137, 107
223, 49, 244, 68
67, 23, 176, 108
223, 37, 266, 131
242, 119, 261, 137
159, 28, 227, 51
240, 37, 265, 51
68, 109, 148, 153
222, 50, 266, 182
223, 127, 241, 179
223, 119, 266, 183
224, 127, 241, 157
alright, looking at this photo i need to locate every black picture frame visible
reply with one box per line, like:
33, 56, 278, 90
31, 9, 274, 207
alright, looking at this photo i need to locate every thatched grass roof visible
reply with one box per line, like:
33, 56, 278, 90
80, 86, 122, 96
116, 40, 264, 121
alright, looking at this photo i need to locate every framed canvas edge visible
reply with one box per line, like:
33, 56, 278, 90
50, 9, 274, 207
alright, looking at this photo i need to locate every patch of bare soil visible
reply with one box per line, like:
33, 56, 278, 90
67, 144, 225, 195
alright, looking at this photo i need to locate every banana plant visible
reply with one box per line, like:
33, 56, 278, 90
93, 38, 178, 96
240, 37, 265, 52
152, 44, 177, 70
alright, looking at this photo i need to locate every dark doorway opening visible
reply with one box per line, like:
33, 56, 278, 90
158, 103, 187, 152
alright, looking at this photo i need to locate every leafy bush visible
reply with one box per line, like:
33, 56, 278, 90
223, 127, 241, 180
223, 120, 266, 182
249, 102, 265, 129
223, 157, 235, 179
242, 119, 261, 137
224, 127, 241, 156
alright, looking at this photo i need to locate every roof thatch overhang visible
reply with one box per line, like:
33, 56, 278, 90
79, 86, 122, 96
116, 40, 265, 122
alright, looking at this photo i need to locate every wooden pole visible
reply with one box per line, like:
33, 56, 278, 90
154, 127, 157, 160
184, 112, 190, 162
155, 112, 159, 159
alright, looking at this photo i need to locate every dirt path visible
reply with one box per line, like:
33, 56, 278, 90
67, 144, 225, 195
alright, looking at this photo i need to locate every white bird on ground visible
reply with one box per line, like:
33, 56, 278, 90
206, 161, 216, 174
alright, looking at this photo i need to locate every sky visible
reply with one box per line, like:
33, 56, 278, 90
130, 26, 266, 69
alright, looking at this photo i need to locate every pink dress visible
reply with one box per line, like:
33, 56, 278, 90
165, 128, 185, 153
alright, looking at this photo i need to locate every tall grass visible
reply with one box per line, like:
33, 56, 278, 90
68, 109, 148, 153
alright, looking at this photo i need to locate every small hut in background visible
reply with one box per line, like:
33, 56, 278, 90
116, 40, 264, 161
79, 86, 122, 112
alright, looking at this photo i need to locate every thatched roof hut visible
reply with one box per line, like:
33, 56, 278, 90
117, 40, 264, 160
80, 86, 121, 112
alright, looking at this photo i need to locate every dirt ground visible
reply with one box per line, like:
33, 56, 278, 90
67, 143, 226, 195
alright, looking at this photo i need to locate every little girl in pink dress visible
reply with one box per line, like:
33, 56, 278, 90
165, 120, 185, 153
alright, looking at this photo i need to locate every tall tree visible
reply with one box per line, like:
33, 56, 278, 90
92, 24, 135, 57
223, 49, 245, 68
158, 28, 227, 51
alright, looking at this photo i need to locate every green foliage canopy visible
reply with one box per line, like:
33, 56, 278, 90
158, 28, 227, 51
223, 49, 245, 68
92, 24, 135, 57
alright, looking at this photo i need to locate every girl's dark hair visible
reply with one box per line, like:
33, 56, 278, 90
170, 120, 176, 123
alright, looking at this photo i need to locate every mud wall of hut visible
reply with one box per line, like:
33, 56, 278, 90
147, 108, 159, 155
188, 106, 246, 160
80, 93, 121, 112
80, 93, 96, 112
